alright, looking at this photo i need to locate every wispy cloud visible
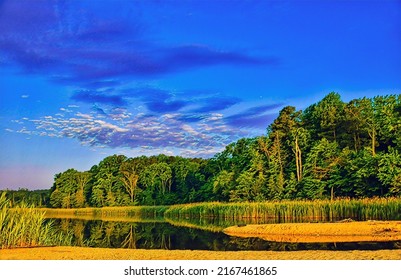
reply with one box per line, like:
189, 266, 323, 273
11, 108, 249, 157
124, 87, 190, 113
225, 104, 283, 128
191, 96, 242, 113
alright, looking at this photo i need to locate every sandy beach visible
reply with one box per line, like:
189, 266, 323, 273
1, 246, 401, 260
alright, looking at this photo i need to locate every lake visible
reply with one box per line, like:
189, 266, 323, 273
47, 216, 401, 251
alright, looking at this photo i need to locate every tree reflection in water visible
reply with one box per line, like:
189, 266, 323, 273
72, 220, 85, 247
50, 218, 401, 251
121, 225, 138, 249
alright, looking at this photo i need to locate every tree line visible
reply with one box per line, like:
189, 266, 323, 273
0, 189, 49, 207
46, 92, 401, 208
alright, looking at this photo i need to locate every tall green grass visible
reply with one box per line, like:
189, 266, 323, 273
164, 197, 401, 223
0, 192, 71, 249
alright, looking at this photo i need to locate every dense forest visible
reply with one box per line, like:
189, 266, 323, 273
8, 92, 400, 208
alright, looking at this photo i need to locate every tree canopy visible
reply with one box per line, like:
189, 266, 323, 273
46, 93, 401, 207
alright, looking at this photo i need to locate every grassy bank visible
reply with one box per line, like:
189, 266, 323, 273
0, 193, 71, 249
164, 197, 401, 222
37, 197, 401, 225
42, 205, 168, 220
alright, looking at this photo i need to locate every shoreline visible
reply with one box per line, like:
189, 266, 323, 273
1, 246, 401, 260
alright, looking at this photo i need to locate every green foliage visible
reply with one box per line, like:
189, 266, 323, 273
213, 170, 234, 200
307, 92, 345, 142
90, 155, 128, 207
343, 149, 382, 197
0, 189, 49, 207
301, 138, 339, 198
378, 147, 401, 196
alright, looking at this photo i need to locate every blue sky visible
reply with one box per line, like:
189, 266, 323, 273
0, 0, 400, 190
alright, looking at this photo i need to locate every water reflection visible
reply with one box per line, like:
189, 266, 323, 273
49, 218, 401, 251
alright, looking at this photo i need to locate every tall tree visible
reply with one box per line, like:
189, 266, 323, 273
50, 169, 79, 208
378, 147, 401, 196
302, 139, 340, 200
212, 170, 234, 201
120, 159, 140, 204
359, 97, 379, 156
343, 99, 368, 151
290, 127, 308, 182
312, 92, 344, 142
374, 95, 401, 150
91, 155, 127, 207
75, 171, 90, 208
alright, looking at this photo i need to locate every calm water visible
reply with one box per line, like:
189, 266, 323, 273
48, 217, 401, 251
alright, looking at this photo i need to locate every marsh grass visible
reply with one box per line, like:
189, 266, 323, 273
164, 197, 401, 223
40, 197, 401, 225
0, 192, 71, 249
42, 205, 168, 220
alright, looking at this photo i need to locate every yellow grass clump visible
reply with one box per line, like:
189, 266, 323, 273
0, 192, 71, 249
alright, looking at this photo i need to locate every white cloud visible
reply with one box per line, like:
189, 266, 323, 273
10, 105, 250, 158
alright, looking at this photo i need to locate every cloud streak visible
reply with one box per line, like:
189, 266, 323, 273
0, 0, 276, 88
124, 88, 190, 113
225, 104, 283, 128
71, 90, 127, 106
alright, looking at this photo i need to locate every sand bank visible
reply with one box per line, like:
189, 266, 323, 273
223, 221, 401, 243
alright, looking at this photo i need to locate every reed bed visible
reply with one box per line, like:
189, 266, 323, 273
0, 193, 71, 249
42, 205, 168, 220
164, 197, 401, 223
44, 213, 164, 223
